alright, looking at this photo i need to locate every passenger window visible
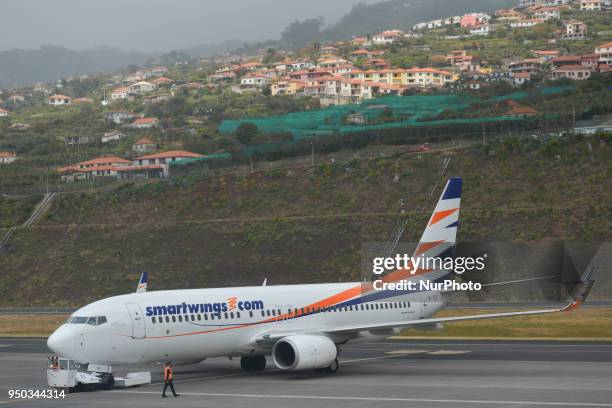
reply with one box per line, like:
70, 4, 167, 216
191, 314, 195, 321
261, 311, 266, 317
249, 311, 253, 318
165, 316, 170, 323
172, 316, 176, 322
211, 314, 215, 320
230, 312, 234, 319
237, 312, 241, 319
277, 309, 281, 316
178, 316, 183, 322
266, 310, 271, 317
204, 314, 208, 320
197, 314, 201, 321
271, 310, 276, 317
185, 315, 189, 322
224, 313, 228, 319
152, 317, 156, 324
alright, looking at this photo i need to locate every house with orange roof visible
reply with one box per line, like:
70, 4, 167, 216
551, 65, 592, 80
505, 106, 539, 117
130, 117, 160, 129
48, 94, 71, 106
560, 20, 587, 41
111, 87, 130, 100
134, 150, 204, 165
151, 77, 172, 86
405, 68, 455, 88
0, 108, 8, 117
580, 0, 604, 10
372, 30, 404, 45
271, 80, 305, 96
132, 137, 158, 153
320, 46, 338, 55
595, 41, 612, 65
0, 151, 17, 164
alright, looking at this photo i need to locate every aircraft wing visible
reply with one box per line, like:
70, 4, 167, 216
253, 266, 594, 343
328, 266, 594, 335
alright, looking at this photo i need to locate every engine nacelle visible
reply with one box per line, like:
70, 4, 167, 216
272, 335, 337, 370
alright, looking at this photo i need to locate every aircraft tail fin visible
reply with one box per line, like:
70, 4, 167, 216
136, 272, 148, 293
413, 177, 462, 259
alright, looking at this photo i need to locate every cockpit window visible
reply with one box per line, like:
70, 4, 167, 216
68, 316, 108, 326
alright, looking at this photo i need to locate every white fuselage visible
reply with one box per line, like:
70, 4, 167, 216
48, 282, 445, 365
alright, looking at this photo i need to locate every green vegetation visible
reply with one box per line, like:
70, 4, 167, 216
0, 136, 610, 307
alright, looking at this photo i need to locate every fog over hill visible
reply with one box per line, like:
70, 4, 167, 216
0, 0, 516, 89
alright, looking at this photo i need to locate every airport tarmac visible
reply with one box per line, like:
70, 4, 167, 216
0, 338, 611, 407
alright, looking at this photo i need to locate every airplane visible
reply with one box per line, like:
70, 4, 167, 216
47, 177, 594, 378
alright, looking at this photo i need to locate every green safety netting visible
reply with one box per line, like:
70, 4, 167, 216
170, 153, 232, 167
219, 87, 567, 140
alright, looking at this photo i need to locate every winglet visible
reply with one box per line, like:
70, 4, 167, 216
136, 272, 148, 293
563, 265, 595, 312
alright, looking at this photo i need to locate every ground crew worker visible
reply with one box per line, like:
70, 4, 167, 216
162, 362, 179, 398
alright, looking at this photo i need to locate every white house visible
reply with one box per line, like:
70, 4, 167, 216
372, 30, 404, 45
48, 94, 72, 106
240, 74, 272, 89
511, 19, 545, 28
101, 130, 126, 143
580, 0, 604, 10
111, 87, 129, 100
470, 24, 492, 36
132, 137, 158, 153
595, 41, 612, 65
128, 81, 156, 95
561, 20, 587, 40
534, 7, 561, 20
0, 152, 16, 164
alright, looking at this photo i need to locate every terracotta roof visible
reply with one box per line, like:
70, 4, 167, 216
553, 56, 581, 62
134, 137, 156, 145
49, 94, 71, 100
0, 108, 8, 113
554, 64, 590, 71
112, 87, 129, 93
506, 107, 539, 116
78, 156, 131, 166
133, 118, 159, 125
597, 41, 612, 48
136, 150, 204, 160
0, 151, 16, 158
115, 165, 165, 172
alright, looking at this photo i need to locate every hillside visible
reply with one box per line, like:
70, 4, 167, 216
0, 136, 610, 307
321, 0, 516, 41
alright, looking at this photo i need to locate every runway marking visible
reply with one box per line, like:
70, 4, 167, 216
385, 349, 430, 355
370, 342, 612, 348
427, 350, 470, 355
108, 390, 612, 406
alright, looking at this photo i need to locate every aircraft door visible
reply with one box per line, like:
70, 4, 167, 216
125, 303, 146, 339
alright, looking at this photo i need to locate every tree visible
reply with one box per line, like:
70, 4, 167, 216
236, 122, 259, 146
281, 18, 324, 48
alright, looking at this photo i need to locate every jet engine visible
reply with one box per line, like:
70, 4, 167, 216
272, 335, 337, 370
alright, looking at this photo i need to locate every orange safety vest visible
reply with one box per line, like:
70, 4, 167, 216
164, 366, 173, 381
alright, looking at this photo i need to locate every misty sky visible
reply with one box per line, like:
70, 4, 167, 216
2, 0, 377, 52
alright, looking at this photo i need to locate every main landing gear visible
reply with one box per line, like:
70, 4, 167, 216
240, 356, 267, 372
315, 358, 339, 374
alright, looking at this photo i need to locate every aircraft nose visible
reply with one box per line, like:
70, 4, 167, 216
47, 327, 75, 357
